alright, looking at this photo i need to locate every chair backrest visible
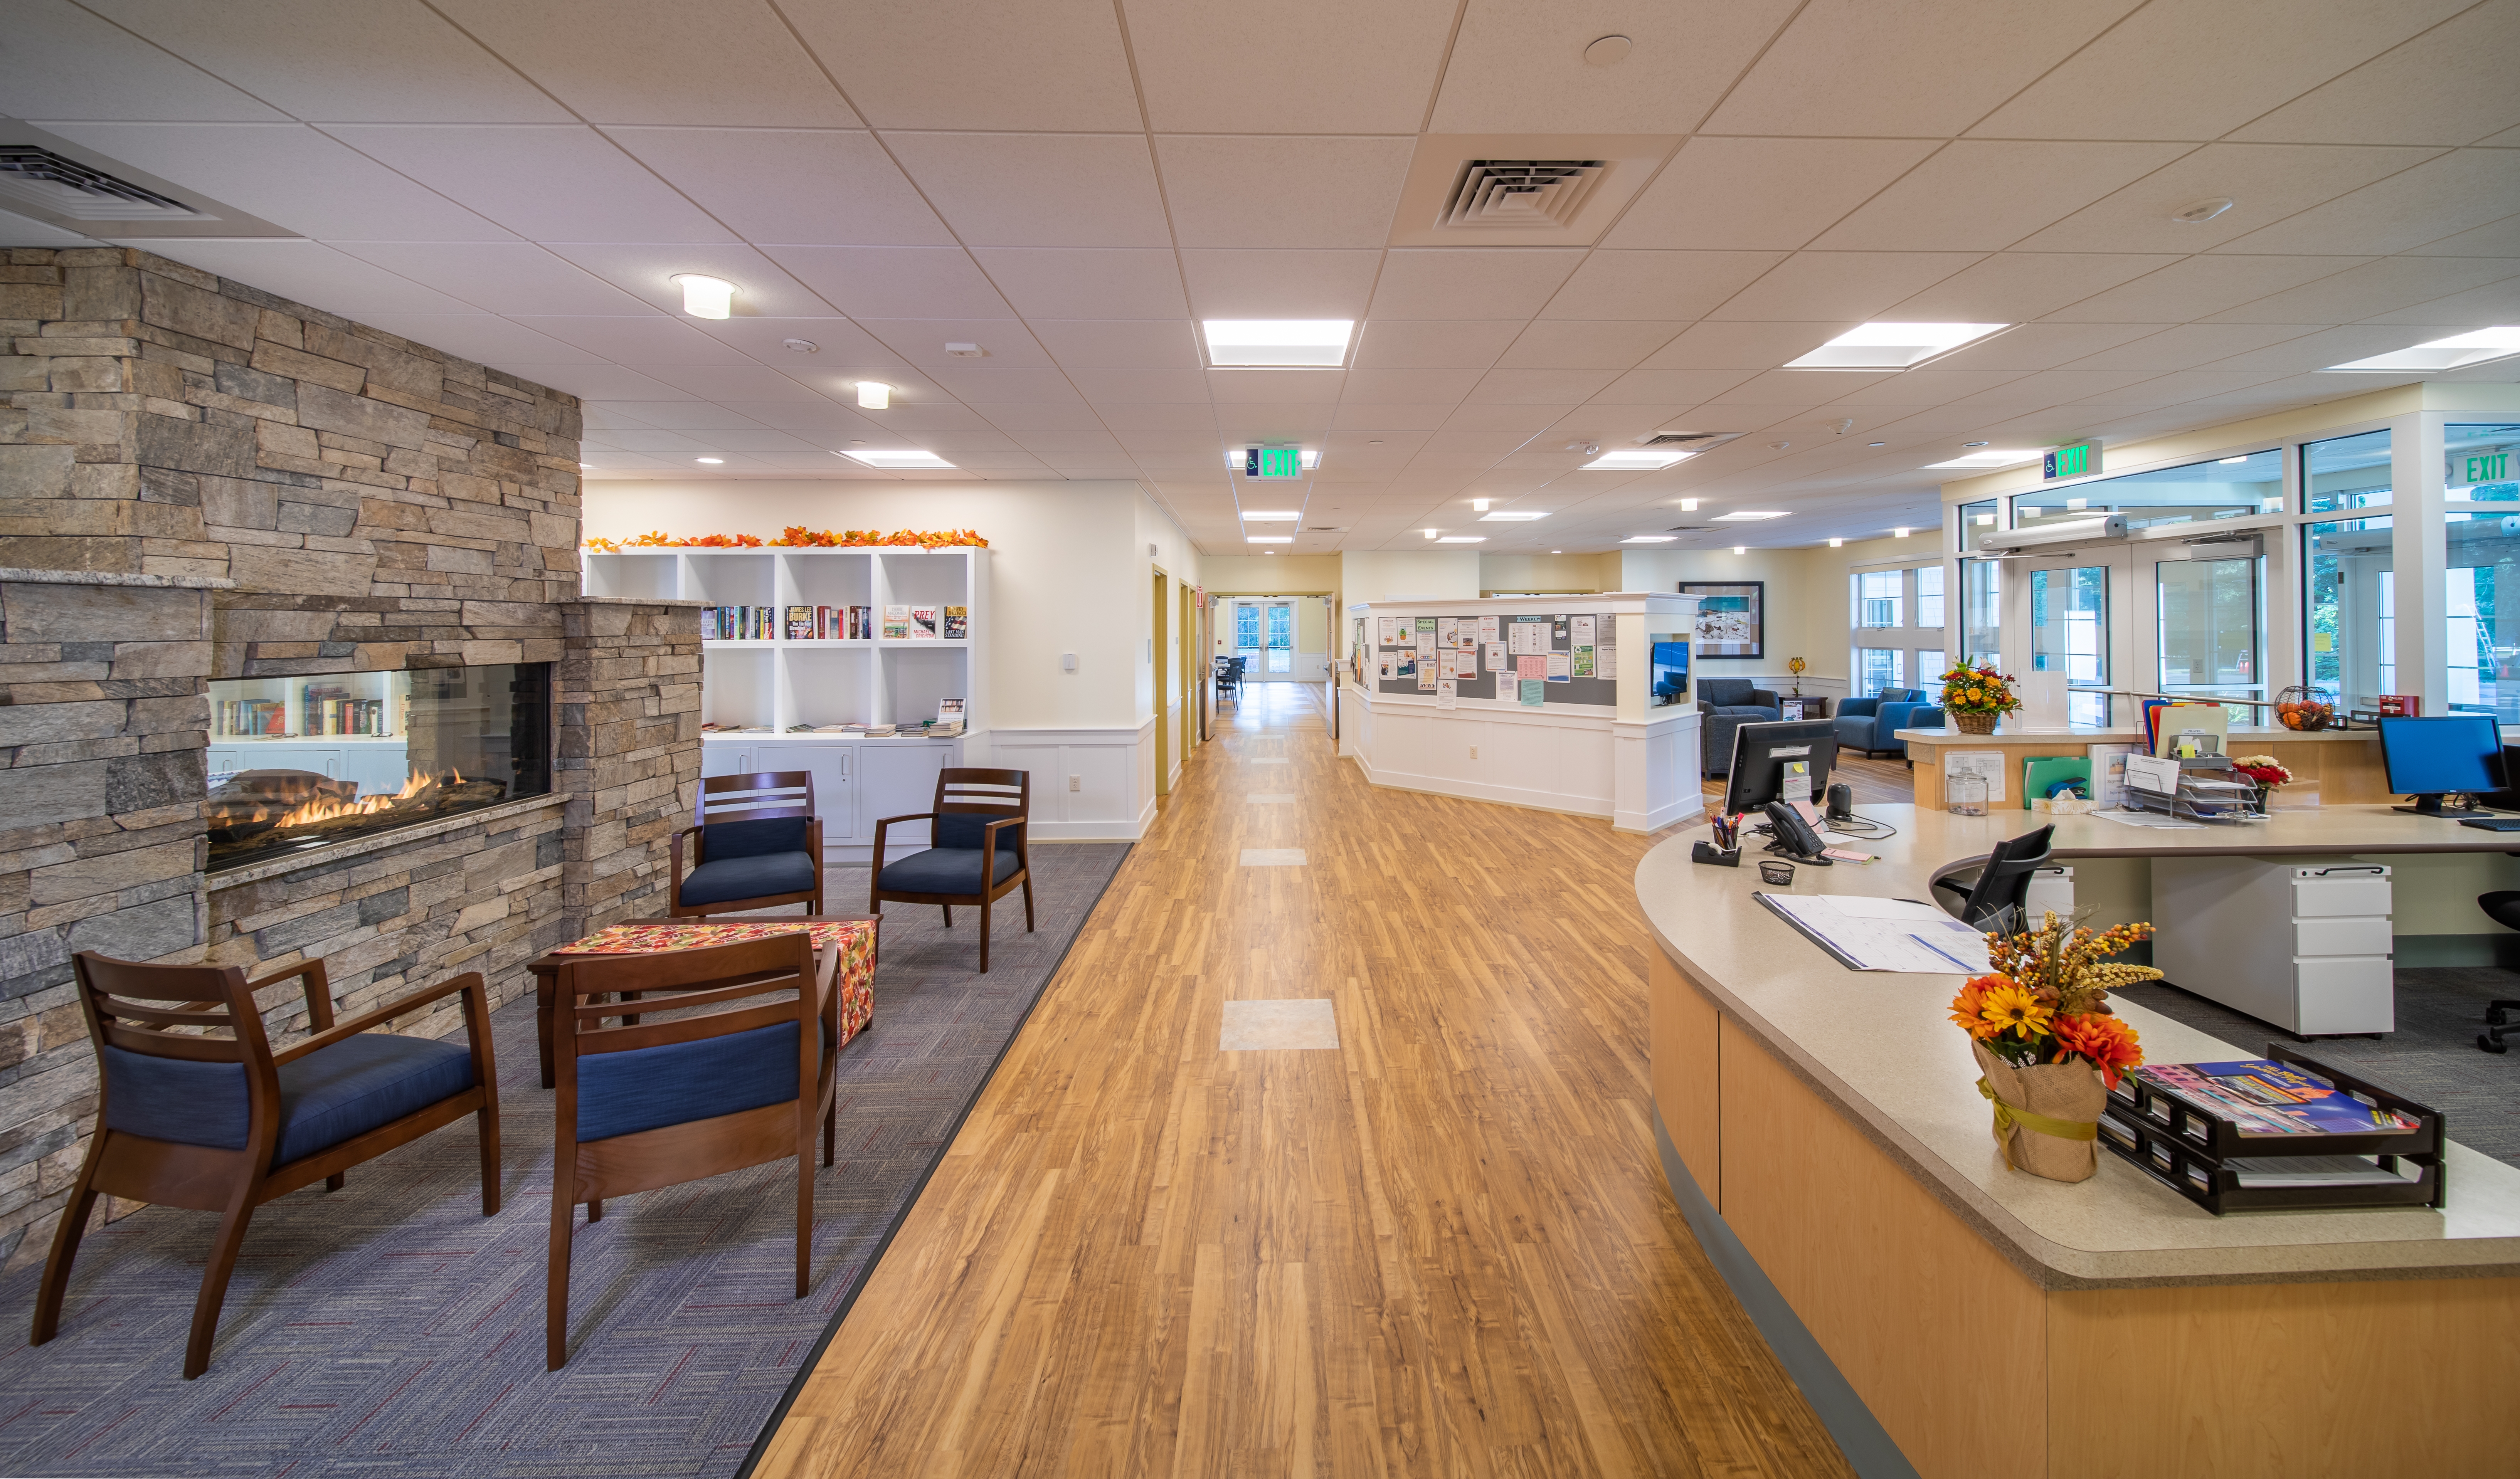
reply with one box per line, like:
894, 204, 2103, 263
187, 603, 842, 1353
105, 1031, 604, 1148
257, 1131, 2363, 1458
1955, 825, 2056, 931
1699, 677, 1765, 708
551, 934, 827, 1149
697, 771, 816, 860
70, 952, 281, 1159
932, 768, 1030, 851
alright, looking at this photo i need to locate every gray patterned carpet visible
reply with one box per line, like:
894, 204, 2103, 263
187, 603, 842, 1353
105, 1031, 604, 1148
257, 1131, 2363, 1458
2118, 966, 2520, 1168
0, 844, 1128, 1479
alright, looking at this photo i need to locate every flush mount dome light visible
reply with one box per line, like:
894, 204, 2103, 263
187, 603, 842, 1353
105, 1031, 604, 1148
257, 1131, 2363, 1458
2324, 326, 2520, 373
672, 274, 735, 319
837, 448, 953, 469
1583, 447, 1692, 471
1923, 448, 2044, 470
1785, 322, 2007, 370
856, 381, 892, 410
1202, 319, 1353, 367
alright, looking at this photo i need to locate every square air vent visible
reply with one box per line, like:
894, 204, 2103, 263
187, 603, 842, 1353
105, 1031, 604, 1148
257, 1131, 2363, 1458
1439, 161, 1606, 230
1642, 432, 1743, 449
0, 146, 201, 221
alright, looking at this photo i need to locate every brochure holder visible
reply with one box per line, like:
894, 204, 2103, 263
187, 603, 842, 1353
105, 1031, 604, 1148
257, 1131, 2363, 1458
2098, 1047, 2444, 1215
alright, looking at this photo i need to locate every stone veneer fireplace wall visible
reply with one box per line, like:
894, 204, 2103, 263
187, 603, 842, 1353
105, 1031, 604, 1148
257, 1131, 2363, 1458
0, 247, 700, 1269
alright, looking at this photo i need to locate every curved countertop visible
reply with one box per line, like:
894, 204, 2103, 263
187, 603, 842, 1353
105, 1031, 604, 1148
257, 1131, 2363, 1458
1636, 803, 2520, 1291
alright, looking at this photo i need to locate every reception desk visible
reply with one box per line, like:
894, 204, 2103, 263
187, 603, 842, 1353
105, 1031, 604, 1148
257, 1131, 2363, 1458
1640, 806, 2520, 1479
1898, 722, 2390, 809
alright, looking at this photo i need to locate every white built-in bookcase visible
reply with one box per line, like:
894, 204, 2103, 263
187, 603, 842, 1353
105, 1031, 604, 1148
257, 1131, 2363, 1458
580, 546, 990, 860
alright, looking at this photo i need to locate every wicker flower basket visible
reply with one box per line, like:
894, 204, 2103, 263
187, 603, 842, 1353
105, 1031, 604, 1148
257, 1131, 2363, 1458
1972, 1041, 2106, 1182
1950, 710, 1998, 734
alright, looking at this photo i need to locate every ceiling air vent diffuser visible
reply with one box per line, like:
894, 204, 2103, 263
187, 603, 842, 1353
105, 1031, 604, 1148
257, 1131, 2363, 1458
1641, 432, 1743, 450
1438, 160, 1606, 230
0, 146, 202, 220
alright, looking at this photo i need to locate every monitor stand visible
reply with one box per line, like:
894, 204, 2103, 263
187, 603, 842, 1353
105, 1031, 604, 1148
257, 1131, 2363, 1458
2396, 793, 2496, 818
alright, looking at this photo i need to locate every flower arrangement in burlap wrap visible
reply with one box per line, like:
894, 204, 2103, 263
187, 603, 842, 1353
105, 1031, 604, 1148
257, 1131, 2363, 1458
1948, 912, 2160, 1182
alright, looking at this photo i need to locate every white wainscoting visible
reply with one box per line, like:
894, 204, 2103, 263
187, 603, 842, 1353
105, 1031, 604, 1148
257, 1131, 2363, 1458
1342, 691, 1702, 833
982, 723, 1157, 841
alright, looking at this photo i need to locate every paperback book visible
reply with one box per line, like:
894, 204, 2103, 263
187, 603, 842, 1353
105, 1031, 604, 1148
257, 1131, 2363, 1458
909, 605, 940, 639
881, 604, 910, 640
944, 604, 968, 639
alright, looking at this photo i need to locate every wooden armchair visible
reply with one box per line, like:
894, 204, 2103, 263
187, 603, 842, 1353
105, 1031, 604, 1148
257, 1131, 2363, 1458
670, 771, 823, 918
545, 933, 841, 1368
870, 768, 1033, 972
34, 951, 499, 1379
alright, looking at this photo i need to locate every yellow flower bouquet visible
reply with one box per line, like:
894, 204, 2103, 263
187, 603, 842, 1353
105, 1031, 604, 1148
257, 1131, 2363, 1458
1949, 912, 2160, 1182
1936, 661, 2021, 735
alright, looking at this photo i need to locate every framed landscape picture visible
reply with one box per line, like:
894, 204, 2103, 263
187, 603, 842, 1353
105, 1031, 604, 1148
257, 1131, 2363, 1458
1678, 582, 1764, 659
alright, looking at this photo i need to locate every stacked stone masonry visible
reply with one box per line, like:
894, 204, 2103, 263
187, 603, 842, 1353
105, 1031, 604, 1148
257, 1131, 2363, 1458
0, 248, 700, 1270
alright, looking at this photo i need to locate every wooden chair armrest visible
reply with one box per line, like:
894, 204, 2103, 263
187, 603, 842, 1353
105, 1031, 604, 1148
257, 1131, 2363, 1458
871, 812, 933, 869
671, 823, 701, 871
872, 812, 935, 829
271, 972, 486, 1065
245, 958, 334, 1031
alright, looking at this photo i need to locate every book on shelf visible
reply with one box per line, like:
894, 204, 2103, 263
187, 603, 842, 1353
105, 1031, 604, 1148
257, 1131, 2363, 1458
937, 698, 965, 724
881, 604, 910, 640
786, 605, 813, 640
2130, 1059, 2423, 1137
943, 604, 968, 639
909, 605, 940, 639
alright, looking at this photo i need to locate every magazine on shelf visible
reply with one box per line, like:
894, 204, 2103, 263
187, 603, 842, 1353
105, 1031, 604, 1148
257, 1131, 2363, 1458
2131, 1059, 2423, 1137
944, 604, 969, 639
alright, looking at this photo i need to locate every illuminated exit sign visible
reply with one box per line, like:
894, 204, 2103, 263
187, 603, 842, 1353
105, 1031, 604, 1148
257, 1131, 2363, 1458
1245, 447, 1304, 479
2464, 450, 2510, 484
2044, 441, 2098, 480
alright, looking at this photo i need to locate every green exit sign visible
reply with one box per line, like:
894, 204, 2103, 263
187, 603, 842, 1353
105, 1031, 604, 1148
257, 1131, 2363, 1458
2466, 451, 2510, 484
2044, 441, 2099, 480
1245, 447, 1304, 479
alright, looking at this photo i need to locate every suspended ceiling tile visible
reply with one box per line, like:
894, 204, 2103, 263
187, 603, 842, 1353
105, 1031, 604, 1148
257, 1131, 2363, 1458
540, 242, 838, 318
2204, 324, 2482, 376
1156, 136, 1414, 249
1493, 319, 1686, 370
855, 403, 996, 430
2206, 256, 2520, 324
429, 0, 857, 127
1339, 368, 1485, 403
1124, 0, 1458, 133
1093, 403, 1224, 430
1435, 403, 1572, 435
2211, 149, 2520, 257
2355, 274, 2520, 327
1970, 0, 2467, 143
1812, 141, 2194, 253
1816, 370, 2032, 407
1349, 320, 1522, 371
968, 249, 1190, 320
715, 400, 885, 435
507, 315, 758, 365
1887, 252, 2183, 323
489, 363, 697, 400
1367, 249, 1586, 319
2017, 143, 2447, 255
120, 238, 477, 318
2232, 1, 2520, 147
920, 365, 1085, 403
629, 363, 833, 400
848, 319, 1054, 368
1539, 251, 1788, 321
1701, 0, 2140, 138
1209, 370, 1345, 405
2042, 254, 2370, 323
40, 122, 517, 241
601, 401, 775, 430
2406, 215, 2520, 258
1702, 252, 1983, 322
602, 128, 955, 246
687, 428, 824, 454
1426, 0, 1797, 133
782, 0, 1140, 131
1603, 137, 1942, 252
1590, 368, 1763, 405
1178, 249, 1386, 319
1465, 368, 1621, 404
1638, 321, 1844, 371
882, 132, 1171, 248
976, 403, 1114, 431
1029, 320, 1204, 370
763, 247, 1014, 319
691, 317, 906, 366
1923, 321, 2168, 372
1329, 404, 1458, 432
1069, 367, 1212, 403
329, 242, 647, 315
353, 314, 606, 369
321, 124, 739, 242
2, 0, 287, 120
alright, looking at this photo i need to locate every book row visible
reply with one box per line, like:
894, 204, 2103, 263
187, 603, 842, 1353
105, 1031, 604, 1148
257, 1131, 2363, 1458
700, 604, 971, 642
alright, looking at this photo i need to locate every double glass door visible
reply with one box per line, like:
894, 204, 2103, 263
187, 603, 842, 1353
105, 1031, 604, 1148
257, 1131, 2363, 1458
1233, 599, 1295, 679
2010, 547, 2267, 729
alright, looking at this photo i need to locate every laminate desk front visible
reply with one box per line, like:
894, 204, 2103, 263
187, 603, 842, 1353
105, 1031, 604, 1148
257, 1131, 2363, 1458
1639, 805, 2520, 1479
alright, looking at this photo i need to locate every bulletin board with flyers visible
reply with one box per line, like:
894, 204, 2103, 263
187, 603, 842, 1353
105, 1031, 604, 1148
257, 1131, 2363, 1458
1369, 610, 1618, 706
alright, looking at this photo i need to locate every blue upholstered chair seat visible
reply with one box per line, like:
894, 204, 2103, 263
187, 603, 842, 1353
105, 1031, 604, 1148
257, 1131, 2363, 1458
103, 1034, 475, 1167
575, 1018, 830, 1142
1836, 689, 1940, 756
679, 851, 816, 907
878, 846, 1021, 895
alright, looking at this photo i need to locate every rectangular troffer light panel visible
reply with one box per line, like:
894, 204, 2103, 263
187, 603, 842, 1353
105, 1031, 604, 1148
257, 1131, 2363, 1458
1924, 449, 2044, 469
1203, 320, 1354, 367
1584, 448, 1692, 471
838, 449, 955, 469
2323, 327, 2520, 373
1786, 323, 2008, 370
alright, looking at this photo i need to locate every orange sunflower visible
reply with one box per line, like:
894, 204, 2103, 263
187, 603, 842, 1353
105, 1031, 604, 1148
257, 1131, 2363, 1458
1977, 981, 2053, 1041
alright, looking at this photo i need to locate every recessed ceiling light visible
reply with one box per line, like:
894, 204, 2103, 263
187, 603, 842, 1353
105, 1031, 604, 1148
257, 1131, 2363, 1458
1551, 549, 1563, 554
1924, 448, 2043, 469
695, 457, 723, 464
1785, 322, 2007, 370
1713, 511, 1787, 521
671, 274, 734, 319
856, 382, 891, 410
1424, 529, 1438, 538
1829, 538, 1844, 548
1867, 441, 1886, 448
1894, 527, 1912, 538
1679, 498, 1699, 511
1481, 511, 1548, 521
838, 449, 953, 469
1732, 545, 1746, 555
1472, 497, 1490, 511
1221, 448, 1321, 469
1202, 319, 1353, 367
781, 338, 818, 354
1240, 510, 1300, 521
2323, 326, 2520, 373
1245, 535, 1293, 544
1437, 535, 1485, 543
1620, 535, 1676, 543
1583, 34, 1632, 65
1584, 448, 1692, 471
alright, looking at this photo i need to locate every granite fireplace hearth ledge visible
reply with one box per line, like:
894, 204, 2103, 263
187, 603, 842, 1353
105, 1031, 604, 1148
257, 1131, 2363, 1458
207, 791, 567, 891
0, 567, 236, 590
573, 595, 707, 607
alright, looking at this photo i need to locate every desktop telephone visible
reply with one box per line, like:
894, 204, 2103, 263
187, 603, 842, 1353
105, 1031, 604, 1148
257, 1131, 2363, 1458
1763, 800, 1833, 864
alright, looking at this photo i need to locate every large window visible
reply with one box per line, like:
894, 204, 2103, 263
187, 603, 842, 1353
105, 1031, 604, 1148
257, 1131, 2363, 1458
2032, 565, 2110, 726
1265, 601, 1293, 673
2158, 555, 2265, 723
1856, 569, 1902, 627
1858, 647, 1905, 696
2446, 422, 2520, 719
1957, 499, 1999, 552
2013, 449, 2283, 533
1916, 565, 1946, 629
1961, 559, 2001, 667
2305, 429, 2394, 708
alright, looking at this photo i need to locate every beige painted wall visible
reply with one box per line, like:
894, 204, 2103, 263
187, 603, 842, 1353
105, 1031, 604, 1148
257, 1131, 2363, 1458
1479, 552, 1623, 593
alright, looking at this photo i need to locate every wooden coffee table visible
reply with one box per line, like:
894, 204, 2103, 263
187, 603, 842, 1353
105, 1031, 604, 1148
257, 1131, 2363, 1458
525, 914, 878, 1089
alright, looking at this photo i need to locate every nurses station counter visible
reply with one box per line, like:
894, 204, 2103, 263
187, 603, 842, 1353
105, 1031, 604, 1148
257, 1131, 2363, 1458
1338, 592, 1701, 833
1639, 805, 2520, 1479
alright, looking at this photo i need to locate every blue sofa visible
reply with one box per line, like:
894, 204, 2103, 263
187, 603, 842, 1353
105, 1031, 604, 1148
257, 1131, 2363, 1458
1698, 677, 1781, 776
1835, 688, 1944, 759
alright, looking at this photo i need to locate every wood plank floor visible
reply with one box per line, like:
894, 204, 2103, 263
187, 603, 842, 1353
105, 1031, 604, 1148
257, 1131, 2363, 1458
756, 684, 1856, 1478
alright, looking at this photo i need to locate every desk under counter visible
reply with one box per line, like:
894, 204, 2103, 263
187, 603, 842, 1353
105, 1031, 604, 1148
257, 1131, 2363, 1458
1639, 805, 2520, 1479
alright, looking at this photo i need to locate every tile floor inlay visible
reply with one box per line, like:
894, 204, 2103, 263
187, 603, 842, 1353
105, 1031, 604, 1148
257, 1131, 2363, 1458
1240, 849, 1307, 866
1219, 998, 1341, 1051
1248, 793, 1298, 803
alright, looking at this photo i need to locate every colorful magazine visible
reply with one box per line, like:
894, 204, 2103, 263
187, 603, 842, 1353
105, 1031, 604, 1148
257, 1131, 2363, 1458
944, 604, 968, 639
882, 604, 910, 640
910, 606, 940, 639
2133, 1060, 2421, 1137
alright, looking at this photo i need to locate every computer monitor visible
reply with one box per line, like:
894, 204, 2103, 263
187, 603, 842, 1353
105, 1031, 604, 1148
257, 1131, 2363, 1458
1722, 718, 1837, 818
2377, 714, 2507, 817
1650, 642, 1689, 707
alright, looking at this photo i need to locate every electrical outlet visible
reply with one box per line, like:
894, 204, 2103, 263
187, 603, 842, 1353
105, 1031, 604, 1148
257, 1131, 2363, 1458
1069, 775, 1081, 792
1470, 745, 1478, 760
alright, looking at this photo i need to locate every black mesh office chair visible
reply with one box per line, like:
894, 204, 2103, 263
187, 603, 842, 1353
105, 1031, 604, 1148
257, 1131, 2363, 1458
2472, 891, 2520, 1054
1931, 824, 2056, 932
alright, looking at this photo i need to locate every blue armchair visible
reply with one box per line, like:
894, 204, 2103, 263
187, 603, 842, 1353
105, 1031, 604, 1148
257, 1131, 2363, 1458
1835, 689, 1943, 758
1698, 677, 1781, 776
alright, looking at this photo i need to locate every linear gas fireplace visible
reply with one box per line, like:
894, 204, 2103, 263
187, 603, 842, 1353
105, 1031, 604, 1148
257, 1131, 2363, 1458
205, 662, 553, 872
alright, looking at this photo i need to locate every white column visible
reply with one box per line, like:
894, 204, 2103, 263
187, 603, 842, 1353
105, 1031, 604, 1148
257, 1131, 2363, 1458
2394, 412, 2448, 714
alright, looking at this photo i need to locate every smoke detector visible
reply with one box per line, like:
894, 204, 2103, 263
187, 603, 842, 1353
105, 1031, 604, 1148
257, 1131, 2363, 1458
945, 343, 987, 358
782, 338, 819, 354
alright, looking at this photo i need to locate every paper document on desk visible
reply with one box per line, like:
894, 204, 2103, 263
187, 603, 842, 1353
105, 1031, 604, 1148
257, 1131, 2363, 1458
1758, 893, 1993, 975
2089, 808, 2204, 829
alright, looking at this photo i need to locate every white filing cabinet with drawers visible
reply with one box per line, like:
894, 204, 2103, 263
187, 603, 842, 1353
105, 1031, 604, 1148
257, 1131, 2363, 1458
2151, 856, 2394, 1037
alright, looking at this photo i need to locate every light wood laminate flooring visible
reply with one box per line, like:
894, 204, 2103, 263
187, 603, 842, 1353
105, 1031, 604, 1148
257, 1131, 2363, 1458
757, 683, 1854, 1477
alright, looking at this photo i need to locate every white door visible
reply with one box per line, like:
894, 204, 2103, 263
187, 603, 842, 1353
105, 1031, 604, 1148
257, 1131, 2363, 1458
2011, 550, 2131, 728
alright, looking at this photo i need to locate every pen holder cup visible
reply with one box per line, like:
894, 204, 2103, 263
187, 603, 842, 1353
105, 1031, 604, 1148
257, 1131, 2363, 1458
1758, 860, 1797, 886
1692, 841, 1741, 867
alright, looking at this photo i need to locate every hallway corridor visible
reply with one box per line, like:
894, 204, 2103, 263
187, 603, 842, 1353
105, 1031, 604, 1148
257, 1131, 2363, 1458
758, 683, 1849, 1478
